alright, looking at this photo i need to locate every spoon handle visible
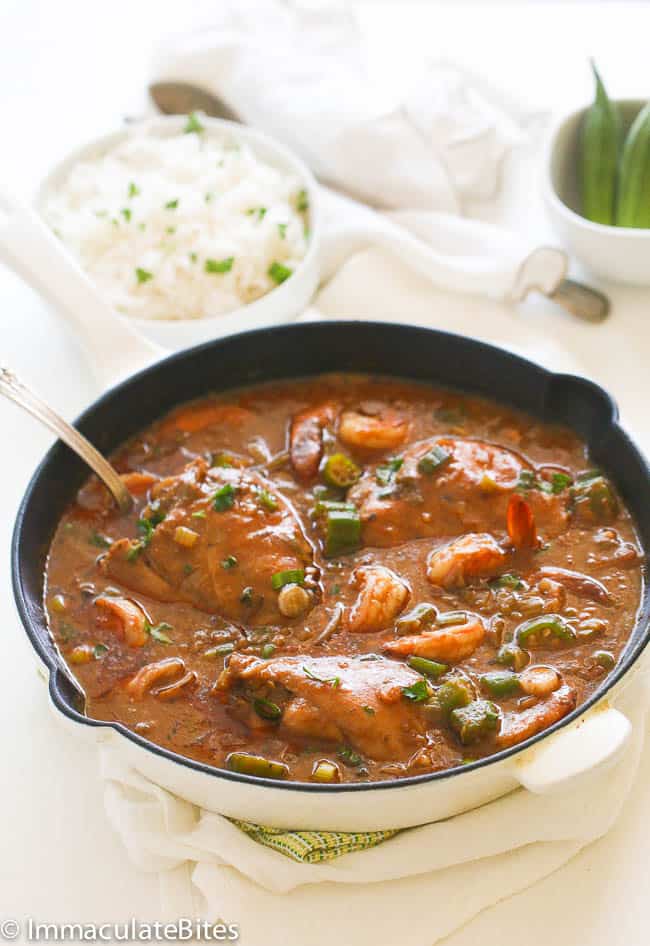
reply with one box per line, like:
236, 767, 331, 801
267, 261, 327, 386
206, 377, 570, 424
0, 191, 164, 390
0, 367, 132, 513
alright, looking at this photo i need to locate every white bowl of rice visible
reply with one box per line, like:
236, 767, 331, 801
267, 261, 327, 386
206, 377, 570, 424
38, 115, 320, 349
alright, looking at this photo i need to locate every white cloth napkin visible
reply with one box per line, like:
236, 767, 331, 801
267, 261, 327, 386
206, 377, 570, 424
151, 0, 566, 304
152, 1, 539, 214
101, 670, 648, 945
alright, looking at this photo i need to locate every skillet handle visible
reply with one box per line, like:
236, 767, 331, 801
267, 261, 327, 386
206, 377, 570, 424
0, 190, 164, 390
511, 704, 631, 794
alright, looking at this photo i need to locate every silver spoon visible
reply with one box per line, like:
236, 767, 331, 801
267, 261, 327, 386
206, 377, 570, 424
149, 81, 610, 324
0, 367, 132, 513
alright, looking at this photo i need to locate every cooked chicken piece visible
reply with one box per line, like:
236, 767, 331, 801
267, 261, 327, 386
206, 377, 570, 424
348, 437, 568, 548
218, 653, 428, 762
100, 459, 316, 626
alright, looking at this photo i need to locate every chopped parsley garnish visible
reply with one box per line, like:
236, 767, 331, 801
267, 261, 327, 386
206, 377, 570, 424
213, 483, 236, 511
221, 555, 238, 570
246, 207, 267, 220
184, 112, 205, 134
401, 679, 432, 703
126, 542, 144, 562
128, 181, 140, 198
257, 488, 279, 512
268, 261, 293, 284
164, 198, 179, 210
121, 208, 132, 222
191, 509, 207, 519
205, 256, 234, 274
295, 189, 309, 212
94, 644, 109, 659
135, 267, 153, 284
551, 472, 573, 493
337, 746, 363, 767
145, 620, 174, 644
517, 469, 573, 495
277, 222, 287, 239
303, 665, 340, 687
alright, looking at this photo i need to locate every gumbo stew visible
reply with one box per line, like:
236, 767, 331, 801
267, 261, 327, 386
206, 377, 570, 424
44, 375, 644, 783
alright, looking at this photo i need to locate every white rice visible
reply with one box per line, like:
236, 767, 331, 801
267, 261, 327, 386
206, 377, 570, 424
42, 122, 310, 321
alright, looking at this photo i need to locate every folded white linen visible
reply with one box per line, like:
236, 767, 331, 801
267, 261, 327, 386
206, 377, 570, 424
152, 1, 540, 215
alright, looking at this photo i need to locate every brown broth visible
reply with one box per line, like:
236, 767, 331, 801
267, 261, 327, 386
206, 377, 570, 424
44, 375, 644, 783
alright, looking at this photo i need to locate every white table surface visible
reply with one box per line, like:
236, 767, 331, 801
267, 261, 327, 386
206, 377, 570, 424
2, 1, 650, 942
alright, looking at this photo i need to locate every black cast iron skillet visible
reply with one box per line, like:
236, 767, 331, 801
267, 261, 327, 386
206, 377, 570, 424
11, 321, 650, 791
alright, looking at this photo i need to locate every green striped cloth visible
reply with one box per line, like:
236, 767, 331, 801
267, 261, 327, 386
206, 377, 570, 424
230, 819, 399, 863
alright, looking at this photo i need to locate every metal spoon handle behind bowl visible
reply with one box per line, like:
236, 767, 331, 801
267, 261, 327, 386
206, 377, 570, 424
0, 367, 132, 513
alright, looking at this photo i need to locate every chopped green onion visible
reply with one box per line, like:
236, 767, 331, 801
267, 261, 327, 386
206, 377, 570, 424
489, 573, 523, 590
261, 643, 276, 659
221, 555, 238, 570
272, 569, 305, 590
396, 602, 438, 635
277, 222, 287, 239
496, 642, 529, 670
89, 531, 112, 549
437, 678, 473, 713
146, 621, 174, 644
205, 642, 235, 658
312, 760, 340, 782
450, 700, 500, 745
321, 453, 361, 489
417, 445, 451, 475
226, 752, 288, 779
246, 206, 267, 219
480, 671, 522, 698
515, 613, 576, 647
128, 181, 140, 198
189, 252, 198, 263
324, 506, 361, 558
164, 198, 179, 210
205, 256, 234, 274
94, 644, 109, 659
268, 261, 292, 284
303, 665, 341, 687
191, 509, 207, 519
184, 111, 205, 134
213, 483, 236, 511
407, 656, 448, 679
135, 267, 153, 284
437, 610, 468, 627
121, 208, 132, 222
253, 698, 283, 721
593, 650, 616, 670
375, 456, 403, 489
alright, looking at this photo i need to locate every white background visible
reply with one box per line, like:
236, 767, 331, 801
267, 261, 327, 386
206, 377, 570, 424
2, 2, 650, 943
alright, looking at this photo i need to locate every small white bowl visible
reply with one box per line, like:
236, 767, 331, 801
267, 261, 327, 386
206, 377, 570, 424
543, 99, 650, 285
37, 116, 321, 350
